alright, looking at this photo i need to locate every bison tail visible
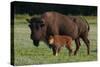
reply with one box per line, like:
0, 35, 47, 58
81, 16, 90, 31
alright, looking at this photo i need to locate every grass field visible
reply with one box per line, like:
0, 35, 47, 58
13, 15, 97, 65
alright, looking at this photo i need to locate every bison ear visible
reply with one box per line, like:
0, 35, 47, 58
40, 23, 45, 27
26, 19, 30, 22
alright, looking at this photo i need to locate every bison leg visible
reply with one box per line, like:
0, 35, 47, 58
74, 38, 81, 55
81, 36, 90, 55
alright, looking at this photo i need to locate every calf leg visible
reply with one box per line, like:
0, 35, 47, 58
52, 46, 56, 56
58, 47, 61, 53
65, 41, 73, 56
52, 46, 59, 56
74, 38, 81, 55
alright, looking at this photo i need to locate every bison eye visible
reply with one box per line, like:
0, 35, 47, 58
28, 25, 32, 28
40, 23, 45, 27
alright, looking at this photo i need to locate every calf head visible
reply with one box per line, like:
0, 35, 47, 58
49, 36, 54, 44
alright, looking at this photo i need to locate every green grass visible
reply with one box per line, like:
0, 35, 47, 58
13, 15, 97, 65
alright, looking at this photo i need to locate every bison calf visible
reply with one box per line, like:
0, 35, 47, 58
49, 35, 73, 56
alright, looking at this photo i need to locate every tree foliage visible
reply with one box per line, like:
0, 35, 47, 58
11, 1, 97, 16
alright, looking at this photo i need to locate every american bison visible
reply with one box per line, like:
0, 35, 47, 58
27, 11, 90, 55
49, 35, 73, 56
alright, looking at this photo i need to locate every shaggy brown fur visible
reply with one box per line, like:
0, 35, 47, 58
27, 11, 90, 55
49, 35, 73, 56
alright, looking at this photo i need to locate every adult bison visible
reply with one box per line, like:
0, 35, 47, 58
27, 12, 90, 55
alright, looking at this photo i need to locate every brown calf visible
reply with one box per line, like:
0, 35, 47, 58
49, 35, 73, 56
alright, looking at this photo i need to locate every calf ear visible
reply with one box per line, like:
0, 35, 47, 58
50, 36, 53, 38
26, 19, 30, 22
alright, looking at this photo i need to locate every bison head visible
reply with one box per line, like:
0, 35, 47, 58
27, 17, 46, 47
